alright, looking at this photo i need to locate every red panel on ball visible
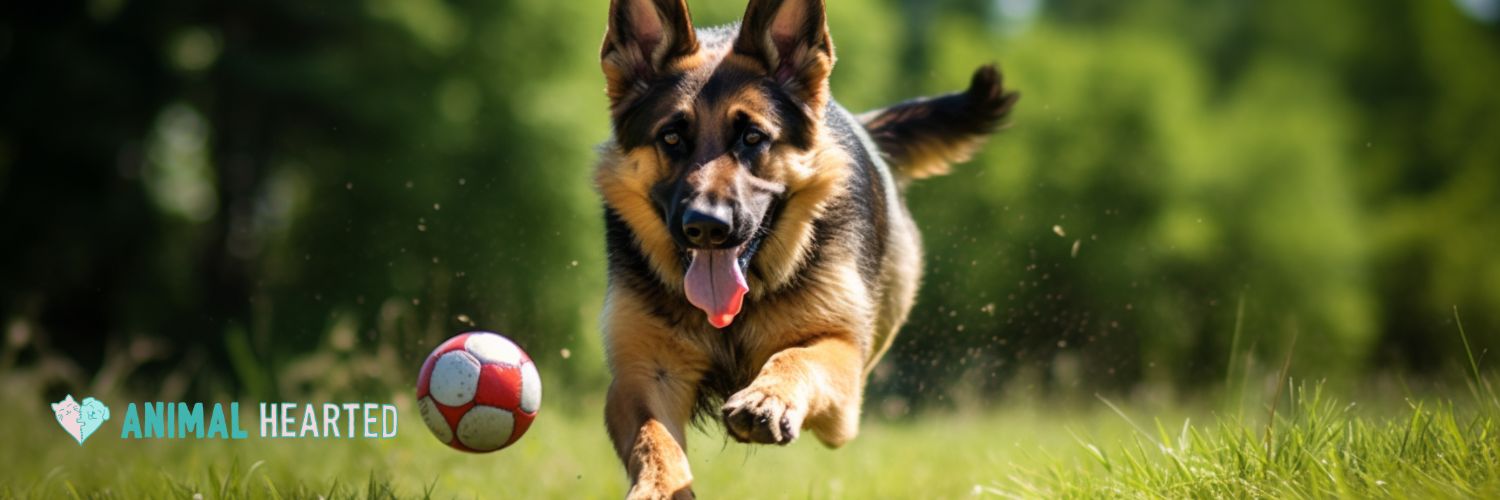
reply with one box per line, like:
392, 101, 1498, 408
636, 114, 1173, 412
435, 333, 471, 355
416, 357, 435, 398
506, 411, 535, 448
435, 400, 473, 435
473, 364, 522, 410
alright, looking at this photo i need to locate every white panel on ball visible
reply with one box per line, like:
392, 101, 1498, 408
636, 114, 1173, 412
519, 362, 542, 414
418, 396, 453, 443
464, 333, 523, 366
430, 350, 481, 407
456, 406, 515, 451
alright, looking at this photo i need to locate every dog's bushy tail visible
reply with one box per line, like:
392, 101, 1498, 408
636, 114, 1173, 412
858, 64, 1018, 182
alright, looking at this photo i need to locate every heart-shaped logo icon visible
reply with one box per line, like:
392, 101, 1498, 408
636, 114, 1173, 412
51, 395, 110, 445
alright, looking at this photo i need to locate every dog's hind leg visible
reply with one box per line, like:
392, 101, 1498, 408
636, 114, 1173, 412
721, 334, 865, 448
603, 293, 708, 500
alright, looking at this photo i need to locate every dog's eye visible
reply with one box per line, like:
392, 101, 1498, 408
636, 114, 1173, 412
743, 130, 764, 146
661, 132, 681, 146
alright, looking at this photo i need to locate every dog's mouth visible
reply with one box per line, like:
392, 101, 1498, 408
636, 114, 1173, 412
683, 236, 763, 329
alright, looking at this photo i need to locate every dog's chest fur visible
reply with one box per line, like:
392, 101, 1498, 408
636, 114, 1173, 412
602, 102, 904, 413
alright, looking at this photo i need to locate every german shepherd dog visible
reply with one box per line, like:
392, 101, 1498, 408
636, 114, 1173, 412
594, 0, 1016, 496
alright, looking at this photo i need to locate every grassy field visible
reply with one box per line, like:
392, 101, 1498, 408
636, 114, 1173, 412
3, 378, 1498, 499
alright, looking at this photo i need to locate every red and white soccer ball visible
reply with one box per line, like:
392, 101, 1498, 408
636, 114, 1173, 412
416, 331, 541, 452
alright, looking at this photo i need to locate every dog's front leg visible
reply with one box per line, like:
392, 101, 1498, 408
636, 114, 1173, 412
722, 334, 864, 447
603, 299, 706, 499
606, 375, 697, 500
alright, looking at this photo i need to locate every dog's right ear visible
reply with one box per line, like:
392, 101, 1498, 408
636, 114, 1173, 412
601, 0, 697, 107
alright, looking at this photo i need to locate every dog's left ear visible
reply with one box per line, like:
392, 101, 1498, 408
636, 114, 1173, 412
601, 0, 698, 108
733, 0, 834, 114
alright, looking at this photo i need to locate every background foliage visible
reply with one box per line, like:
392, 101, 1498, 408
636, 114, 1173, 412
2, 0, 1497, 408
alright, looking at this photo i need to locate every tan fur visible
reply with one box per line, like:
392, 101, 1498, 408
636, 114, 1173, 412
621, 421, 693, 500
867, 201, 923, 374
749, 135, 850, 294
595, 146, 685, 292
601, 291, 703, 499
880, 136, 985, 181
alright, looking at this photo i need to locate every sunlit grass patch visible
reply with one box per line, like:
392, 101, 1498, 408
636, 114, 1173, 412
989, 381, 1500, 498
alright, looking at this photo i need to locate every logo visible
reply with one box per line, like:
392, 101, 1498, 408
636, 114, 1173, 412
47, 396, 398, 444
51, 395, 111, 445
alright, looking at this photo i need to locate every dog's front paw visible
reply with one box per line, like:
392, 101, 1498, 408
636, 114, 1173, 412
721, 386, 804, 445
626, 482, 694, 500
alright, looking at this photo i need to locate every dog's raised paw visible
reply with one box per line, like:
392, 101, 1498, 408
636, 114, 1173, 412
721, 386, 803, 445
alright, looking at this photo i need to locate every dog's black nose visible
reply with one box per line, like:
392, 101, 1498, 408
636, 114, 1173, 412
682, 209, 732, 248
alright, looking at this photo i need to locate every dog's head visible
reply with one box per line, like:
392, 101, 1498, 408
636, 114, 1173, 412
599, 0, 835, 328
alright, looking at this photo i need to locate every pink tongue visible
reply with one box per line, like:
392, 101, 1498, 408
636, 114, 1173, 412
684, 249, 749, 329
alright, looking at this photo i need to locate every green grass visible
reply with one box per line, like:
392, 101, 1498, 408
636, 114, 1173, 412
998, 383, 1500, 498
2, 378, 1497, 499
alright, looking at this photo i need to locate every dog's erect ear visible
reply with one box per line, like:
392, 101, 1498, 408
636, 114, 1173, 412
602, 0, 698, 107
733, 0, 834, 112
